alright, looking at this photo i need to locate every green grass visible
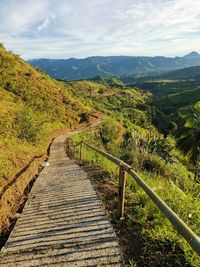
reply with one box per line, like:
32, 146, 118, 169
0, 45, 90, 186
0, 44, 90, 231
70, 125, 200, 266
0, 43, 199, 265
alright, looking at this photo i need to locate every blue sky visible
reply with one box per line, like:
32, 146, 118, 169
0, 0, 200, 59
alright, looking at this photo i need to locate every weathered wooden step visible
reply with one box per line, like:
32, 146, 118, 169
0, 134, 123, 266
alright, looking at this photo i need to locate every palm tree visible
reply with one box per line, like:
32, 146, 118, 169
176, 102, 200, 165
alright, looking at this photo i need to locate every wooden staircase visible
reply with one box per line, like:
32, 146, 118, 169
0, 135, 123, 266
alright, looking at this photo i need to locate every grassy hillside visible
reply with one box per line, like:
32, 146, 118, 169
69, 115, 199, 266
135, 80, 200, 96
89, 76, 125, 88
61, 78, 200, 266
143, 81, 200, 143
129, 71, 200, 160
0, 45, 199, 265
145, 66, 200, 81
0, 45, 90, 231
153, 86, 200, 113
121, 65, 200, 89
70, 130, 199, 266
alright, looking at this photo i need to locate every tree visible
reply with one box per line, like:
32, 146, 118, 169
176, 102, 200, 165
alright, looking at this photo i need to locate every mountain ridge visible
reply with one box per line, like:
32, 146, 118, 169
29, 51, 200, 61
28, 51, 200, 81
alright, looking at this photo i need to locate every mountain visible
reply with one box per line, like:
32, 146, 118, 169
148, 66, 200, 81
183, 51, 200, 58
28, 52, 200, 81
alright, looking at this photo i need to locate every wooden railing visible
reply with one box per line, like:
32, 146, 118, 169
67, 139, 200, 256
189, 168, 200, 182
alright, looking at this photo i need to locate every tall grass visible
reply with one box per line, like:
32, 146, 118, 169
0, 45, 90, 233
70, 129, 200, 266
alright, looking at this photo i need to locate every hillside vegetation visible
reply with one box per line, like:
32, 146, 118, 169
135, 80, 200, 96
0, 45, 90, 231
139, 80, 200, 153
66, 78, 199, 266
152, 86, 200, 113
122, 69, 200, 166
144, 66, 200, 82
0, 45, 199, 266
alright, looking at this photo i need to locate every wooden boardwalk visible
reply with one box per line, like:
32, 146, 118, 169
0, 135, 123, 266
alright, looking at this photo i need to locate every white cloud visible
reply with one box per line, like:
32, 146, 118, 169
0, 0, 200, 58
0, 0, 49, 34
38, 17, 50, 32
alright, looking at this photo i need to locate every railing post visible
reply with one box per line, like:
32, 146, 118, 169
194, 172, 197, 182
72, 145, 75, 160
118, 164, 126, 219
67, 142, 70, 157
79, 141, 83, 164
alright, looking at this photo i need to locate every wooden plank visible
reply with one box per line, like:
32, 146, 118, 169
79, 141, 83, 164
118, 165, 126, 219
0, 135, 123, 267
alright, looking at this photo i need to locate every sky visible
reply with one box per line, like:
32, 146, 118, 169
0, 0, 200, 59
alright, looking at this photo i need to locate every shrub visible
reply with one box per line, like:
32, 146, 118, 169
16, 107, 40, 144
100, 121, 119, 145
79, 112, 90, 123
98, 88, 104, 94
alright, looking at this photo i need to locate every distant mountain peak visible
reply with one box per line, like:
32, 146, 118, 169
28, 52, 200, 81
184, 51, 200, 58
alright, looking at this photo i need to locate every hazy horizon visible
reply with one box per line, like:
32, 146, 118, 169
0, 0, 200, 59
28, 51, 200, 61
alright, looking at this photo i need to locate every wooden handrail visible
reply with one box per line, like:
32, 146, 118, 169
74, 141, 83, 147
68, 140, 200, 255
